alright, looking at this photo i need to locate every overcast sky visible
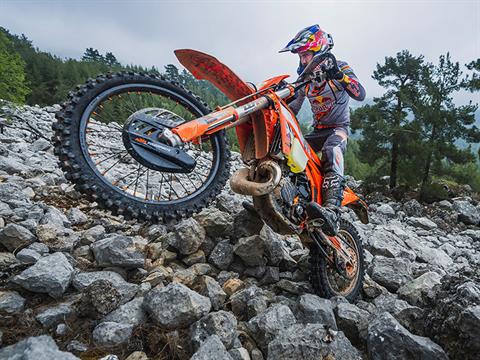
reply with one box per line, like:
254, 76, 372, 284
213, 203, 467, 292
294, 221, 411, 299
0, 0, 479, 103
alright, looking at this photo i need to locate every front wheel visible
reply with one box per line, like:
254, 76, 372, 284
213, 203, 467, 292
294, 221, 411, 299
53, 72, 230, 222
309, 218, 365, 301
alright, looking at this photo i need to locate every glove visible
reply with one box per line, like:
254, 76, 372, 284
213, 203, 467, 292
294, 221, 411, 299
316, 53, 344, 81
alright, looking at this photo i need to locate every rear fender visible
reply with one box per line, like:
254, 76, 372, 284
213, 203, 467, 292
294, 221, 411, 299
343, 188, 369, 224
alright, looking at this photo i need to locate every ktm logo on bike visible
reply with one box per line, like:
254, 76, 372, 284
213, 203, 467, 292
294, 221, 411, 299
134, 137, 148, 144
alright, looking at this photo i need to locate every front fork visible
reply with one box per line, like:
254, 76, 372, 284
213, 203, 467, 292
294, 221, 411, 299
307, 221, 356, 279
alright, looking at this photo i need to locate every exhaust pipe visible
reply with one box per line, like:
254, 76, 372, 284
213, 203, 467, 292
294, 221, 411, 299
230, 160, 282, 196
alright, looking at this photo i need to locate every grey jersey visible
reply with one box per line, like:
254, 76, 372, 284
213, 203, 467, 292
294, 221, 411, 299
289, 60, 359, 127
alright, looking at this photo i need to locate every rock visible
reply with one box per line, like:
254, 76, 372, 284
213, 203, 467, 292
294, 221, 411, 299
102, 297, 146, 327
397, 272, 442, 306
260, 266, 280, 285
81, 225, 106, 244
191, 335, 234, 360
335, 302, 371, 346
247, 296, 268, 319
27, 241, 49, 255
190, 310, 238, 350
16, 248, 41, 264
66, 340, 88, 353
247, 304, 297, 352
0, 223, 36, 251
370, 256, 413, 292
367, 229, 416, 261
275, 279, 309, 295
66, 208, 88, 225
403, 199, 423, 217
40, 206, 71, 228
459, 229, 480, 242
415, 245, 453, 270
72, 271, 138, 303
143, 282, 211, 329
372, 293, 424, 333
183, 250, 206, 266
197, 275, 227, 311
194, 207, 234, 238
91, 234, 145, 268
125, 352, 149, 360
83, 279, 122, 315
407, 217, 438, 230
36, 304, 74, 328
234, 235, 266, 267
223, 278, 246, 296
209, 239, 234, 270
0, 290, 25, 314
0, 335, 79, 359
296, 294, 337, 329
36, 224, 79, 252
367, 312, 448, 360
376, 203, 396, 217
423, 272, 480, 358
260, 226, 296, 270
12, 252, 74, 298
453, 199, 480, 225
93, 321, 133, 346
229, 347, 251, 360
267, 324, 362, 360
232, 210, 264, 241
56, 323, 70, 336
166, 218, 206, 255
230, 285, 264, 319
0, 251, 17, 269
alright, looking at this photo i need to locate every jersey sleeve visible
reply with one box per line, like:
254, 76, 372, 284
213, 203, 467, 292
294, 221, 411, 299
287, 85, 306, 116
336, 61, 366, 101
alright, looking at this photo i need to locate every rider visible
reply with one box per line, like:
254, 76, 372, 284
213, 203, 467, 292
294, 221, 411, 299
280, 24, 366, 236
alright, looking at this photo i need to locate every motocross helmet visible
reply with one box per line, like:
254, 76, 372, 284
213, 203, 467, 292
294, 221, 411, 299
279, 24, 334, 75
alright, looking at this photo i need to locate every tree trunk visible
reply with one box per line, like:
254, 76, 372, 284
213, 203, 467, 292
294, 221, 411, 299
389, 99, 402, 189
421, 124, 437, 188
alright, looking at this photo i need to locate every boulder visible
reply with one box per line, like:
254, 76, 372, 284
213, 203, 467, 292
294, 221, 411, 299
0, 335, 79, 359
0, 223, 36, 251
370, 256, 413, 292
194, 207, 234, 238
267, 324, 362, 360
247, 304, 297, 352
453, 199, 480, 225
208, 239, 234, 270
397, 272, 442, 306
166, 218, 206, 255
92, 321, 133, 347
190, 310, 238, 350
367, 312, 448, 360
296, 294, 337, 329
91, 234, 145, 268
143, 282, 211, 329
12, 252, 74, 298
191, 335, 234, 360
0, 290, 25, 314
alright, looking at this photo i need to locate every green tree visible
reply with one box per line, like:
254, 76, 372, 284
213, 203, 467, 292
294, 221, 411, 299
0, 31, 29, 103
104, 52, 120, 67
463, 59, 480, 92
412, 53, 480, 190
82, 47, 104, 63
351, 50, 425, 188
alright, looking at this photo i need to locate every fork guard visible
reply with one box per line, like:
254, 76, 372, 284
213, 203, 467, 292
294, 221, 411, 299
230, 160, 282, 196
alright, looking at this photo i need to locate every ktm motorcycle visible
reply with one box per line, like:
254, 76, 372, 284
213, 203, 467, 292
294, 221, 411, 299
52, 49, 369, 300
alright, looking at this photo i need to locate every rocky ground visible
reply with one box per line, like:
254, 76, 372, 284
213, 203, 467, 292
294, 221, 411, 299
0, 100, 479, 360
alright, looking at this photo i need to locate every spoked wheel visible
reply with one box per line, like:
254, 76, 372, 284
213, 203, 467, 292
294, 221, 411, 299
309, 218, 365, 301
53, 72, 230, 221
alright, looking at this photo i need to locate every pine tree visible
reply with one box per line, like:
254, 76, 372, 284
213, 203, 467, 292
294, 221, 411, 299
412, 53, 480, 190
351, 50, 425, 188
104, 52, 120, 67
82, 47, 104, 63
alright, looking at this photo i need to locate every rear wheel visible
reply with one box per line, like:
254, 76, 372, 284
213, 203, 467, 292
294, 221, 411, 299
309, 218, 365, 301
53, 72, 230, 221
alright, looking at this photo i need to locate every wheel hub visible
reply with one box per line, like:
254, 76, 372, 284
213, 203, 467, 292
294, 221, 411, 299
122, 108, 196, 173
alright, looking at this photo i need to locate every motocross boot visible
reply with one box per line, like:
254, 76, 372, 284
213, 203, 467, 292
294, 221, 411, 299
306, 172, 346, 236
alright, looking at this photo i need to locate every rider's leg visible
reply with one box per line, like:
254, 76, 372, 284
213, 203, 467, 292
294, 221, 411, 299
306, 127, 348, 236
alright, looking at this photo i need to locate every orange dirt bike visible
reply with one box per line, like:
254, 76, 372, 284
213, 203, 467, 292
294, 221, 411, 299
52, 49, 369, 300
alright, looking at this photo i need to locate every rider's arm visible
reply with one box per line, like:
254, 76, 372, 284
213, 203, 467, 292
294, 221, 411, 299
336, 63, 366, 101
287, 85, 306, 116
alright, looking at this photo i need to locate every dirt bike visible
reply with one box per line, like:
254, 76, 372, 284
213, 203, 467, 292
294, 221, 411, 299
52, 49, 369, 300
